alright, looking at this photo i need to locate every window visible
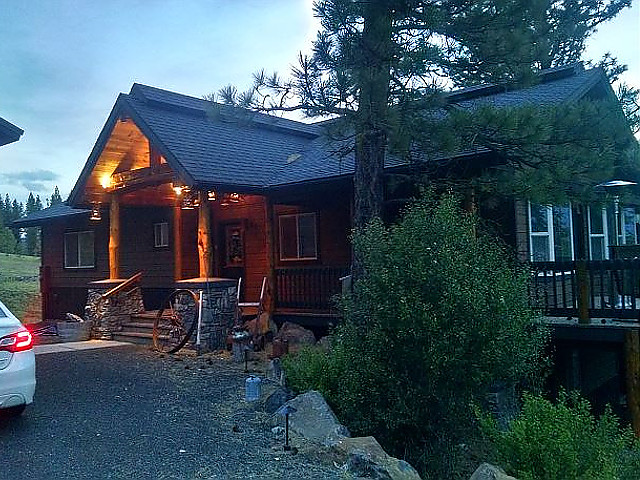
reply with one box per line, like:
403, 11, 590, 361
279, 213, 317, 261
528, 203, 574, 262
588, 207, 608, 260
64, 231, 95, 268
154, 222, 169, 248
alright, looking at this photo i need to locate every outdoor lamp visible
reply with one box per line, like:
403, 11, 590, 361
90, 203, 102, 221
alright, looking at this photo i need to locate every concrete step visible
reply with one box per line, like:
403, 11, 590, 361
112, 331, 154, 346
130, 311, 160, 323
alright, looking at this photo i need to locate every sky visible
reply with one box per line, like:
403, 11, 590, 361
0, 0, 638, 205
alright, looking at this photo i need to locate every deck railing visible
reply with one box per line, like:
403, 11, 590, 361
275, 266, 350, 311
531, 260, 640, 319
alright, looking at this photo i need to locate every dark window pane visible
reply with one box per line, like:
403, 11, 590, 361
298, 214, 317, 259
530, 204, 548, 232
624, 208, 636, 244
553, 206, 573, 261
65, 234, 79, 268
591, 237, 605, 260
589, 207, 604, 235
280, 216, 298, 260
78, 232, 94, 267
531, 236, 550, 262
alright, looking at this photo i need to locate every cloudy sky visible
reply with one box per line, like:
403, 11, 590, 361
0, 1, 638, 204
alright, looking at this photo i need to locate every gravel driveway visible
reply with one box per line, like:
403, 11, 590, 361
0, 344, 343, 479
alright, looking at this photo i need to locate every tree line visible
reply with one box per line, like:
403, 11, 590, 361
0, 186, 63, 256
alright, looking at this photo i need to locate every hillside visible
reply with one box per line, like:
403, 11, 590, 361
0, 253, 40, 319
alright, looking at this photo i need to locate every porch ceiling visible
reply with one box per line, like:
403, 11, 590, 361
80, 118, 178, 205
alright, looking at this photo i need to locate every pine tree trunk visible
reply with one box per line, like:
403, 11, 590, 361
351, 1, 392, 281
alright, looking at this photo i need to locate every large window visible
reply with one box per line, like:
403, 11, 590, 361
529, 203, 574, 262
279, 213, 317, 261
64, 231, 95, 268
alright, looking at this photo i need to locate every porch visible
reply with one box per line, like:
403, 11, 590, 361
531, 259, 640, 322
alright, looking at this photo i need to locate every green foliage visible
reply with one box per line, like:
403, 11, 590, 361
482, 392, 640, 480
283, 194, 549, 478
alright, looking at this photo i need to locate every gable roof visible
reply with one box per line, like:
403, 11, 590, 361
12, 202, 89, 228
68, 63, 616, 205
0, 116, 23, 147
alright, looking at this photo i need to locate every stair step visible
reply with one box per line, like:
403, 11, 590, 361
120, 322, 156, 334
112, 331, 154, 346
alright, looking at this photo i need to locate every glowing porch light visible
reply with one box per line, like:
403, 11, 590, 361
100, 175, 112, 189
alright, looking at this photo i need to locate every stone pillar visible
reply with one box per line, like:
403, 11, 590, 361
176, 278, 237, 352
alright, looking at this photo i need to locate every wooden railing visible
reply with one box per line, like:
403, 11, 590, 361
275, 266, 350, 311
531, 260, 640, 320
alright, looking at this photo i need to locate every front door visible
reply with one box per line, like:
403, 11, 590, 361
218, 222, 245, 281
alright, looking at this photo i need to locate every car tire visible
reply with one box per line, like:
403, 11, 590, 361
0, 404, 26, 419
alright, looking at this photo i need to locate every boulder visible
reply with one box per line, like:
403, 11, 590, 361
285, 390, 350, 446
274, 322, 316, 352
334, 436, 422, 480
470, 463, 517, 480
264, 385, 295, 415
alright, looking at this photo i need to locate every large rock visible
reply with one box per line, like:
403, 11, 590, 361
274, 322, 316, 352
470, 463, 517, 480
285, 390, 350, 446
334, 436, 422, 480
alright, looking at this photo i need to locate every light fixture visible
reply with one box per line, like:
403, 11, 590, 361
221, 192, 242, 206
90, 203, 102, 221
207, 190, 217, 201
100, 175, 111, 189
181, 189, 196, 210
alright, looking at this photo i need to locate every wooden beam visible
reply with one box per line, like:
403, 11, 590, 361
264, 196, 276, 314
197, 191, 213, 278
625, 330, 640, 436
173, 201, 183, 281
109, 194, 120, 279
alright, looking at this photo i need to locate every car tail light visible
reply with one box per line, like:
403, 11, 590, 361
0, 329, 34, 352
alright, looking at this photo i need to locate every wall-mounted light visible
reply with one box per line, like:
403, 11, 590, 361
207, 190, 217, 201
181, 189, 196, 210
172, 183, 185, 196
90, 203, 102, 221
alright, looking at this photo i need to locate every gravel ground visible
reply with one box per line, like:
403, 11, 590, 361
0, 345, 345, 479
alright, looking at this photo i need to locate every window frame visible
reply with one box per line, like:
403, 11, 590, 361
587, 206, 609, 260
153, 221, 170, 248
64, 230, 95, 269
528, 203, 574, 262
279, 212, 318, 261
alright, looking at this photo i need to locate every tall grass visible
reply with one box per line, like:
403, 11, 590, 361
0, 253, 40, 318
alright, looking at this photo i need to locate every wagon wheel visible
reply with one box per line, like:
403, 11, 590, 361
152, 289, 199, 353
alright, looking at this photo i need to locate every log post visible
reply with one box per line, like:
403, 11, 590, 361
264, 197, 277, 314
625, 329, 640, 436
197, 190, 213, 279
173, 201, 183, 281
108, 194, 120, 280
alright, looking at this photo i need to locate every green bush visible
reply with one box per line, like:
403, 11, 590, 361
483, 392, 640, 480
283, 194, 549, 478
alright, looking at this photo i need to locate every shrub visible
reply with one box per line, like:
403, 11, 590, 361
283, 193, 549, 478
483, 392, 640, 480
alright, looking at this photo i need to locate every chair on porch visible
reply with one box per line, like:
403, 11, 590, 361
236, 276, 267, 324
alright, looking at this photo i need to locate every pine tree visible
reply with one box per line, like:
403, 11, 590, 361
49, 186, 63, 207
217, 0, 634, 273
24, 192, 42, 256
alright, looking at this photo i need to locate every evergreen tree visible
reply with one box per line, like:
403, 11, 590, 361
218, 0, 635, 252
48, 186, 63, 207
24, 192, 42, 256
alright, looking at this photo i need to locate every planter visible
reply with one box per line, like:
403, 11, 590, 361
56, 321, 92, 342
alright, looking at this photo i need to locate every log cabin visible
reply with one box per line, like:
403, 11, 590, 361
14, 63, 640, 424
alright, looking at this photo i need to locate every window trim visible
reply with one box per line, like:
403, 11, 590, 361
279, 212, 318, 261
588, 206, 609, 260
64, 230, 95, 269
153, 222, 169, 248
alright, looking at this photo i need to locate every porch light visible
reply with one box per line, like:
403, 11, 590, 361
181, 189, 196, 210
90, 203, 102, 221
172, 183, 184, 195
100, 175, 112, 189
207, 190, 216, 201
220, 192, 241, 206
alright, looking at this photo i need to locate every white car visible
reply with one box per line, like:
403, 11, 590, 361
0, 299, 35, 417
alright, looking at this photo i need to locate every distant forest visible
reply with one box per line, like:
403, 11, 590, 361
0, 186, 63, 256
